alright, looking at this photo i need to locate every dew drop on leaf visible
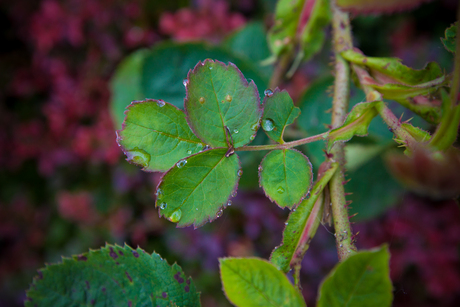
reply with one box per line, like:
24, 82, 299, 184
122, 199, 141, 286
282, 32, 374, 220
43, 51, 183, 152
168, 209, 182, 223
225, 95, 232, 102
199, 97, 205, 104
251, 123, 259, 131
249, 135, 255, 141
216, 208, 223, 218
126, 148, 151, 168
203, 145, 211, 151
159, 202, 167, 210
187, 150, 192, 155
277, 186, 285, 194
237, 169, 243, 176
227, 200, 232, 206
183, 79, 189, 87
233, 129, 239, 134
156, 188, 163, 200
285, 222, 288, 225
264, 89, 274, 97
262, 119, 275, 132
176, 159, 187, 168
157, 99, 165, 107
196, 143, 203, 151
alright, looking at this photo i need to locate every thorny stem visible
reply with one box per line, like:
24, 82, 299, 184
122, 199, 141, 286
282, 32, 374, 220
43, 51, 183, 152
235, 131, 328, 152
329, 4, 357, 261
450, 6, 460, 106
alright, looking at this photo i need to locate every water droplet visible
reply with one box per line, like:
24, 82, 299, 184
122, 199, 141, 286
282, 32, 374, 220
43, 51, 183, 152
258, 165, 263, 172
156, 188, 163, 200
251, 123, 259, 131
187, 150, 192, 155
199, 97, 205, 104
292, 208, 296, 212
225, 95, 232, 102
183, 79, 189, 87
126, 148, 151, 168
209, 66, 213, 70
339, 244, 343, 248
231, 129, 238, 134
168, 209, 182, 223
249, 135, 255, 141
216, 208, 223, 218
237, 170, 243, 176
264, 89, 274, 97
262, 119, 275, 132
159, 202, 167, 210
196, 208, 198, 211
203, 145, 210, 151
227, 200, 232, 206
176, 159, 187, 168
306, 192, 311, 199
157, 99, 165, 107
277, 186, 285, 194
285, 222, 288, 225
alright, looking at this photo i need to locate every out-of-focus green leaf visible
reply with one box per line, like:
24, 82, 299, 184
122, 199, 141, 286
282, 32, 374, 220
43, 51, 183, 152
327, 101, 379, 151
259, 149, 312, 209
430, 89, 460, 151
223, 22, 273, 76
317, 246, 392, 307
220, 257, 306, 307
337, 0, 430, 14
261, 88, 300, 143
156, 149, 240, 228
271, 162, 338, 273
110, 49, 148, 129
268, 0, 330, 72
117, 100, 205, 172
141, 42, 269, 108
185, 60, 262, 148
441, 22, 457, 53
26, 244, 200, 307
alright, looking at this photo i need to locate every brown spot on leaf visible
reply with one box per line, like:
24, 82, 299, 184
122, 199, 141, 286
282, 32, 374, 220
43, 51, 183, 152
125, 271, 133, 283
128, 301, 132, 307
109, 247, 118, 259
119, 251, 124, 256
186, 279, 190, 285
184, 286, 190, 292
178, 277, 184, 284
102, 287, 106, 292
37, 271, 43, 279
78, 255, 87, 261
162, 292, 167, 298
132, 250, 139, 258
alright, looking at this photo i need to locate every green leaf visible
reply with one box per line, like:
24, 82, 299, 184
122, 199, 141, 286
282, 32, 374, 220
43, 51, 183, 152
299, 0, 331, 63
156, 148, 240, 228
268, 0, 330, 67
261, 88, 300, 143
337, 0, 430, 14
141, 42, 269, 108
110, 49, 148, 129
441, 22, 457, 53
345, 145, 402, 221
259, 149, 312, 209
317, 246, 392, 307
271, 162, 338, 273
185, 60, 262, 148
327, 102, 379, 151
117, 100, 206, 172
220, 257, 306, 307
26, 244, 200, 307
223, 22, 273, 77
430, 89, 460, 151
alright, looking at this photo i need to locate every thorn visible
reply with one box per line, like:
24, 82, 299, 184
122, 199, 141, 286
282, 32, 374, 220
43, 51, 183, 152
348, 213, 358, 220
344, 192, 353, 196
403, 117, 413, 123
398, 112, 404, 122
342, 179, 351, 185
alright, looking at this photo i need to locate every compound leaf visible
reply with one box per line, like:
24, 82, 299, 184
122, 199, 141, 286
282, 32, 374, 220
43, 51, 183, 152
185, 60, 262, 148
271, 162, 338, 273
317, 246, 392, 307
327, 102, 379, 151
337, 0, 431, 14
261, 88, 300, 143
26, 244, 200, 307
117, 100, 206, 172
156, 148, 240, 228
259, 149, 312, 209
441, 22, 457, 53
220, 257, 306, 307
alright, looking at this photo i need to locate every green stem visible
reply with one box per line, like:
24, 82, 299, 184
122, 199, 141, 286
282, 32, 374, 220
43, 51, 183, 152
450, 6, 460, 106
235, 131, 328, 152
269, 51, 293, 89
329, 4, 357, 261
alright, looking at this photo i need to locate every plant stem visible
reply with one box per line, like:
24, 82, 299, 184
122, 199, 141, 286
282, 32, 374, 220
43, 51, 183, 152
234, 131, 328, 152
269, 51, 293, 89
329, 4, 357, 261
450, 6, 460, 106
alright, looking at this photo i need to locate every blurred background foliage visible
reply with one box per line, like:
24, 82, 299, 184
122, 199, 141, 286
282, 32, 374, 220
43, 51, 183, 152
0, 0, 459, 306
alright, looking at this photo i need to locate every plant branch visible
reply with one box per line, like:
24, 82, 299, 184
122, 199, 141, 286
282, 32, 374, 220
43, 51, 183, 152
328, 3, 357, 261
451, 6, 460, 106
269, 51, 293, 89
235, 131, 328, 152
